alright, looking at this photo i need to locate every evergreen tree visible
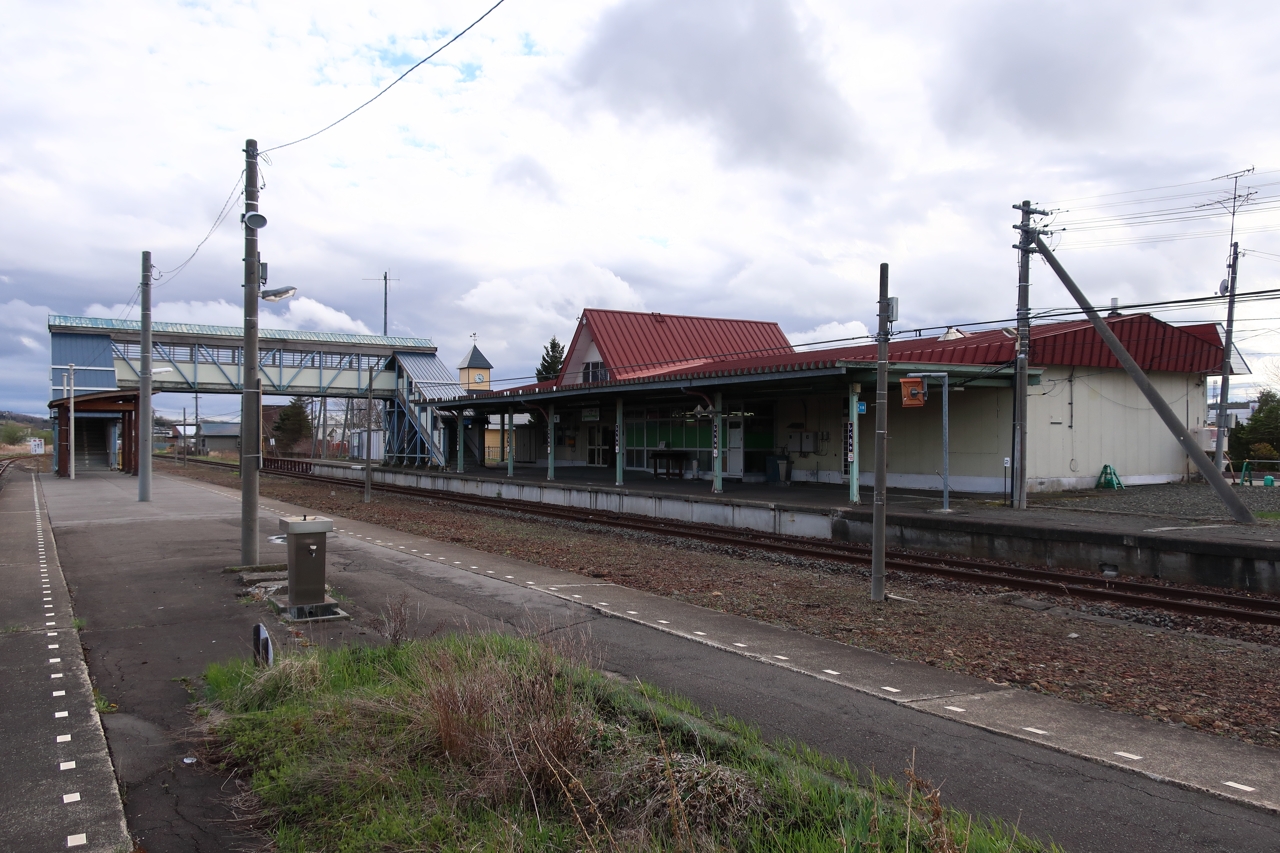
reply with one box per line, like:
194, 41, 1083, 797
536, 335, 565, 382
273, 397, 314, 450
1228, 389, 1280, 463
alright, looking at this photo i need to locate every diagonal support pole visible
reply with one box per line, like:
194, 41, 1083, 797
1033, 235, 1254, 524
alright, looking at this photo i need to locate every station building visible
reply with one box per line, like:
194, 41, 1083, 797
435, 308, 1231, 495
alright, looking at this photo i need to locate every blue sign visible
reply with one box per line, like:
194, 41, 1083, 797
857, 401, 867, 414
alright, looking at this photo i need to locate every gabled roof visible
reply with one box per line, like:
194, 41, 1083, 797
457, 344, 493, 370
563, 308, 793, 382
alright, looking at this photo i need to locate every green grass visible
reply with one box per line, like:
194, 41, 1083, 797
1254, 510, 1280, 520
202, 634, 1060, 853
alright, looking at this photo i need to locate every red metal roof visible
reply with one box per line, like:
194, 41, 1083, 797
565, 308, 793, 381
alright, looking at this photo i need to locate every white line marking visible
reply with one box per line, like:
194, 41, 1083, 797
1022, 727, 1049, 735
52, 691, 65, 697
48, 644, 59, 649
572, 594, 582, 598
626, 610, 638, 614
55, 711, 68, 718
51, 673, 63, 679
881, 686, 901, 693
1113, 752, 1143, 761
59, 761, 76, 770
693, 631, 706, 635
823, 669, 841, 675
733, 642, 747, 647
944, 705, 966, 712
598, 602, 610, 606
67, 833, 87, 847
57, 734, 71, 743
526, 581, 535, 585
62, 792, 80, 804
774, 655, 790, 661
486, 571, 494, 574
470, 566, 478, 569
49, 658, 61, 663
1223, 781, 1256, 792
46, 622, 56, 626
657, 620, 669, 624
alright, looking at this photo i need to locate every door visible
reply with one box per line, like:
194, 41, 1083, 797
727, 420, 744, 476
587, 425, 608, 466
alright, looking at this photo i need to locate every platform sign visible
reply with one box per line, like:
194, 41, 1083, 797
845, 423, 854, 462
712, 421, 719, 458
857, 401, 867, 414
614, 424, 621, 454
29, 437, 44, 455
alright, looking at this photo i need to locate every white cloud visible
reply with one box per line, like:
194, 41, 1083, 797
788, 319, 870, 348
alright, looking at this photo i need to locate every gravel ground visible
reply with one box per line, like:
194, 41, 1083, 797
158, 460, 1280, 749
1026, 481, 1280, 521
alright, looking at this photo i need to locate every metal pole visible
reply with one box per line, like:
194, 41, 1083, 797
1034, 235, 1254, 524
713, 392, 723, 494
69, 364, 76, 481
871, 263, 889, 601
849, 384, 860, 504
1214, 241, 1240, 470
615, 397, 625, 486
547, 403, 555, 481
507, 406, 515, 477
364, 364, 374, 502
139, 251, 153, 501
182, 406, 187, 466
1013, 201, 1039, 510
383, 271, 388, 337
456, 408, 465, 474
942, 375, 950, 511
241, 138, 261, 567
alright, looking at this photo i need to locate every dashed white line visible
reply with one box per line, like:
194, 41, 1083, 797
774, 655, 790, 661
626, 610, 638, 614
1114, 751, 1143, 761
693, 631, 706, 636
1223, 781, 1256, 792
880, 686, 901, 693
57, 734, 71, 743
67, 833, 87, 847
733, 642, 747, 647
55, 711, 68, 718
52, 691, 65, 697
59, 761, 76, 771
504, 575, 514, 579
51, 673, 63, 679
1022, 727, 1050, 735
62, 792, 80, 804
944, 705, 966, 713
823, 669, 841, 676
657, 620, 669, 624
49, 658, 61, 663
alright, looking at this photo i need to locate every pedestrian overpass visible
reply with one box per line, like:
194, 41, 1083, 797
48, 315, 466, 468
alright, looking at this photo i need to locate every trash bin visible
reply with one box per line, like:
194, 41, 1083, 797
280, 515, 332, 608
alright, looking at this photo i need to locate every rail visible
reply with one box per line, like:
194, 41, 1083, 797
161, 455, 1280, 627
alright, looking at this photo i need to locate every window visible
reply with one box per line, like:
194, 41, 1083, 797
582, 361, 607, 383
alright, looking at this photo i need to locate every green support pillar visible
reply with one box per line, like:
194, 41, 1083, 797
713, 392, 723, 494
615, 397, 625, 486
507, 406, 515, 477
547, 403, 555, 481
849, 383, 861, 504
456, 411, 464, 473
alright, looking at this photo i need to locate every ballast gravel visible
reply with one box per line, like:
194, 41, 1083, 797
160, 459, 1280, 749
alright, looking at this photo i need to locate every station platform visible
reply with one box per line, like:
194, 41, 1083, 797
19, 466, 1280, 852
317, 461, 1280, 593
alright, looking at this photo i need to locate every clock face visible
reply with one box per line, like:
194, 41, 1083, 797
475, 373, 484, 382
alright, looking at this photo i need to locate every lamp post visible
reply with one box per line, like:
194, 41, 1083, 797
69, 364, 76, 480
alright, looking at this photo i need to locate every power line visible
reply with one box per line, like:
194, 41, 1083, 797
261, 0, 509, 155
153, 171, 246, 285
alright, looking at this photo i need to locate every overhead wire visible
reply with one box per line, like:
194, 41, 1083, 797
260, 0, 509, 155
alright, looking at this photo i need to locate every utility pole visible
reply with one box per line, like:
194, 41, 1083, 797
363, 271, 399, 336
1012, 200, 1050, 509
871, 263, 891, 602
241, 138, 262, 567
139, 251, 153, 501
364, 364, 374, 502
182, 406, 188, 466
69, 364, 76, 480
1207, 167, 1254, 470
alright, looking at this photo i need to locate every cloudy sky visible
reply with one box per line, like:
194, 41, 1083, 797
3, 0, 1280, 417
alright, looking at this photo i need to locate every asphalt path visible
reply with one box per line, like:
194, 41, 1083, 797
38, 471, 1280, 853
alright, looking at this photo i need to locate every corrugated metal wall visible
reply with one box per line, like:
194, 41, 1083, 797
50, 333, 117, 396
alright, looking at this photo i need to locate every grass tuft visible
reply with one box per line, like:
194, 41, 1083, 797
201, 634, 1060, 853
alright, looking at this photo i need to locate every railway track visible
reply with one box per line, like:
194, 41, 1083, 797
165, 456, 1280, 627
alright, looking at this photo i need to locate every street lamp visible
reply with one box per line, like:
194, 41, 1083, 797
261, 286, 297, 302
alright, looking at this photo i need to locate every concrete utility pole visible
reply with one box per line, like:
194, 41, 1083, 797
364, 364, 374, 503
68, 364, 76, 480
363, 271, 399, 336
139, 251, 153, 501
871, 263, 890, 602
241, 139, 262, 567
1215, 242, 1242, 470
1013, 200, 1049, 510
713, 392, 724, 494
1034, 235, 1254, 524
